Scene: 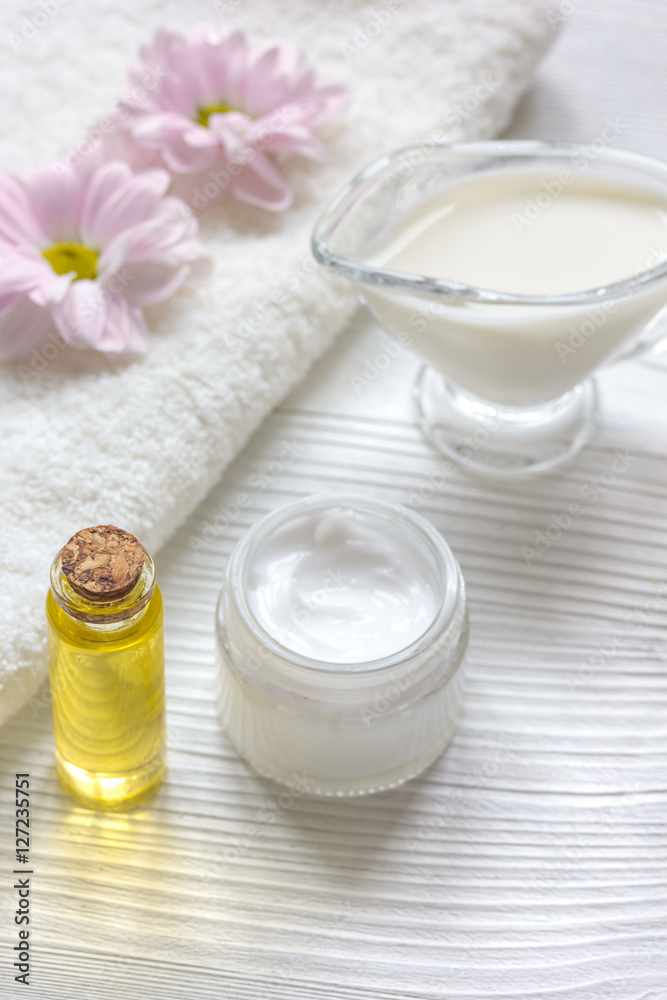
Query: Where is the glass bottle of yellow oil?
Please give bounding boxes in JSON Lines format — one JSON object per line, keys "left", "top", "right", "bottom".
{"left": 46, "top": 525, "right": 166, "bottom": 810}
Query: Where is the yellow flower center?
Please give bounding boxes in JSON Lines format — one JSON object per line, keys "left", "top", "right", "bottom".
{"left": 43, "top": 242, "right": 98, "bottom": 281}
{"left": 195, "top": 102, "right": 236, "bottom": 127}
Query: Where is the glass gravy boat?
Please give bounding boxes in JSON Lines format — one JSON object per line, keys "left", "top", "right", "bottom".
{"left": 312, "top": 141, "right": 667, "bottom": 475}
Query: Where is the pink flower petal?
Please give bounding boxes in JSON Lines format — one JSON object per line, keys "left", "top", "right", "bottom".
{"left": 0, "top": 174, "right": 47, "bottom": 247}
{"left": 28, "top": 271, "right": 73, "bottom": 307}
{"left": 248, "top": 120, "right": 325, "bottom": 161}
{"left": 0, "top": 247, "right": 55, "bottom": 296}
{"left": 130, "top": 113, "right": 194, "bottom": 146}
{"left": 207, "top": 112, "right": 252, "bottom": 161}
{"left": 133, "top": 26, "right": 188, "bottom": 113}
{"left": 0, "top": 292, "right": 29, "bottom": 329}
{"left": 51, "top": 279, "right": 107, "bottom": 347}
{"left": 95, "top": 124, "right": 163, "bottom": 174}
{"left": 191, "top": 31, "right": 236, "bottom": 101}
{"left": 96, "top": 219, "right": 160, "bottom": 278}
{"left": 138, "top": 24, "right": 184, "bottom": 66}
{"left": 21, "top": 164, "right": 86, "bottom": 244}
{"left": 213, "top": 30, "right": 249, "bottom": 109}
{"left": 241, "top": 44, "right": 286, "bottom": 114}
{"left": 119, "top": 261, "right": 191, "bottom": 307}
{"left": 80, "top": 163, "right": 171, "bottom": 246}
{"left": 152, "top": 74, "right": 196, "bottom": 116}
{"left": 131, "top": 114, "right": 218, "bottom": 173}
{"left": 54, "top": 282, "right": 149, "bottom": 353}
{"left": 78, "top": 161, "right": 135, "bottom": 239}
{"left": 96, "top": 200, "right": 209, "bottom": 309}
{"left": 101, "top": 221, "right": 195, "bottom": 276}
{"left": 97, "top": 190, "right": 199, "bottom": 275}
{"left": 96, "top": 294, "right": 150, "bottom": 353}
{"left": 230, "top": 151, "right": 293, "bottom": 212}
{"left": 0, "top": 296, "right": 55, "bottom": 363}
{"left": 307, "top": 83, "right": 352, "bottom": 127}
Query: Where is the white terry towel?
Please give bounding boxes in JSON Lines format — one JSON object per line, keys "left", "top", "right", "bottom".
{"left": 0, "top": 0, "right": 557, "bottom": 725}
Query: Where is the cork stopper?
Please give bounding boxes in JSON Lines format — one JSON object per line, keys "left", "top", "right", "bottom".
{"left": 61, "top": 525, "right": 145, "bottom": 600}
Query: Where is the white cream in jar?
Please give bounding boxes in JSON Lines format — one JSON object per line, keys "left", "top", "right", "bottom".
{"left": 245, "top": 505, "right": 440, "bottom": 663}
{"left": 216, "top": 494, "right": 468, "bottom": 796}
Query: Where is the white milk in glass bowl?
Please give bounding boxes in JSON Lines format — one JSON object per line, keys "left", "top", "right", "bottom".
{"left": 312, "top": 142, "right": 667, "bottom": 475}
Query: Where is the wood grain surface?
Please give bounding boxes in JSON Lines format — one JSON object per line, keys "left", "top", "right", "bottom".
{"left": 2, "top": 2, "right": 667, "bottom": 997}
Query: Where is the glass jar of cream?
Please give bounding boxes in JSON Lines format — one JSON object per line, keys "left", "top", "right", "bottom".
{"left": 215, "top": 493, "right": 468, "bottom": 796}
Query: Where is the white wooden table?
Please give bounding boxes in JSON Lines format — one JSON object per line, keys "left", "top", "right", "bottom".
{"left": 2, "top": 2, "right": 667, "bottom": 997}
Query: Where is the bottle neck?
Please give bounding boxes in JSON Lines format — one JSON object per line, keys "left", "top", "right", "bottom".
{"left": 49, "top": 549, "right": 156, "bottom": 632}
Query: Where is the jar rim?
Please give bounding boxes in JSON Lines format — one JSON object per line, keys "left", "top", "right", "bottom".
{"left": 223, "top": 492, "right": 465, "bottom": 681}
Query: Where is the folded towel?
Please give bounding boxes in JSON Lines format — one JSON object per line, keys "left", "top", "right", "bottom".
{"left": 0, "top": 0, "right": 556, "bottom": 726}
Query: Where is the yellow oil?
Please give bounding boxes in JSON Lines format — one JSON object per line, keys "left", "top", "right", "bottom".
{"left": 46, "top": 586, "right": 166, "bottom": 810}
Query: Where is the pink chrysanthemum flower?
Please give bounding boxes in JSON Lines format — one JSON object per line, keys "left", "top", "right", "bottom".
{"left": 116, "top": 25, "right": 350, "bottom": 211}
{"left": 0, "top": 159, "right": 209, "bottom": 361}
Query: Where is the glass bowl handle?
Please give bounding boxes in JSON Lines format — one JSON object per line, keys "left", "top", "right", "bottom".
{"left": 617, "top": 304, "right": 667, "bottom": 363}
